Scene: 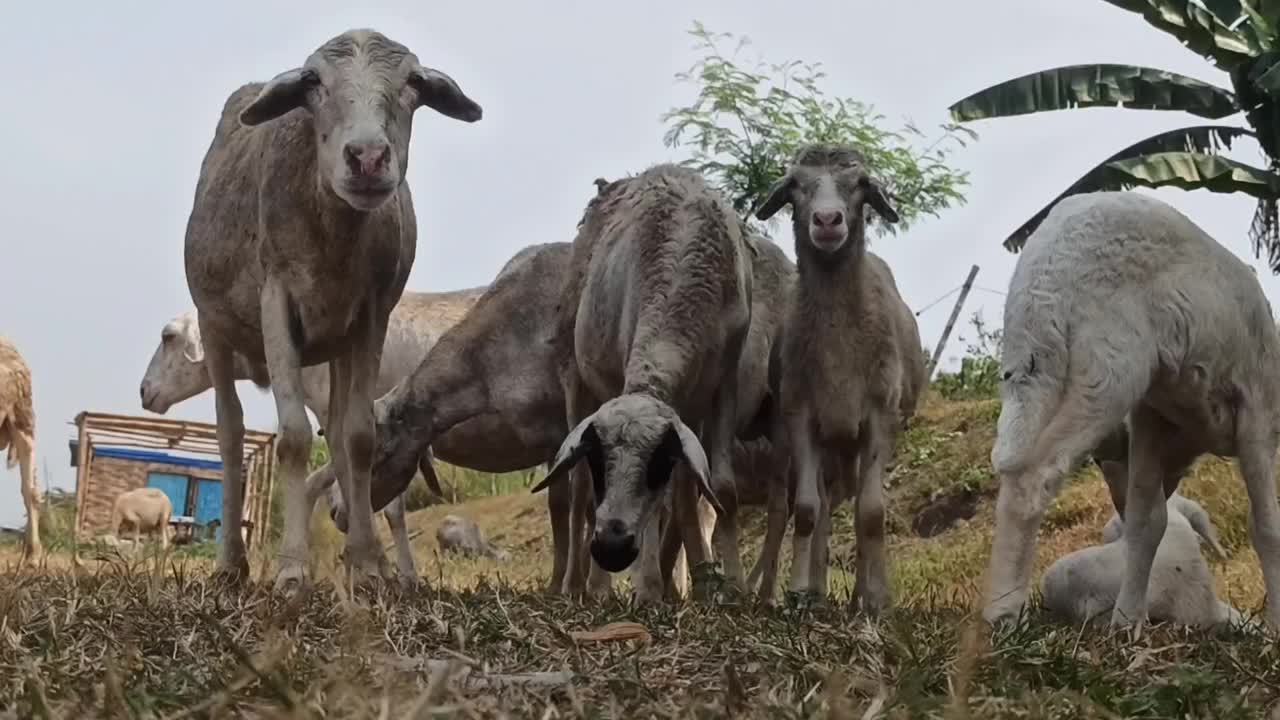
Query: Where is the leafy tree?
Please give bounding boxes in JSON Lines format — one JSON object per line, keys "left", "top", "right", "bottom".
{"left": 949, "top": 1, "right": 1280, "bottom": 270}
{"left": 663, "top": 22, "right": 973, "bottom": 233}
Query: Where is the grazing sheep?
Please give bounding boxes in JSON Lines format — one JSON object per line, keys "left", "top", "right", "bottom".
{"left": 985, "top": 191, "right": 1280, "bottom": 630}
{"left": 1042, "top": 457, "right": 1241, "bottom": 628}
{"left": 436, "top": 514, "right": 510, "bottom": 561}
{"left": 753, "top": 144, "right": 925, "bottom": 612}
{"left": 183, "top": 28, "right": 481, "bottom": 588}
{"left": 0, "top": 337, "right": 39, "bottom": 564}
{"left": 107, "top": 487, "right": 173, "bottom": 551}
{"left": 138, "top": 288, "right": 483, "bottom": 585}
{"left": 531, "top": 164, "right": 754, "bottom": 604}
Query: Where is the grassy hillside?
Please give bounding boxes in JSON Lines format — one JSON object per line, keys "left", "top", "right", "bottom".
{"left": 1, "top": 391, "right": 1275, "bottom": 717}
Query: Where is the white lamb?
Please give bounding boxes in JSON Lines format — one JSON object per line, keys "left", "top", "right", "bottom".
{"left": 984, "top": 191, "right": 1280, "bottom": 631}
{"left": 1042, "top": 457, "right": 1241, "bottom": 627}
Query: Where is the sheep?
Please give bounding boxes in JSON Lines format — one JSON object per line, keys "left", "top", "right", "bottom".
{"left": 183, "top": 28, "right": 481, "bottom": 588}
{"left": 0, "top": 337, "right": 39, "bottom": 564}
{"left": 984, "top": 190, "right": 1280, "bottom": 630}
{"left": 1042, "top": 456, "right": 1241, "bottom": 628}
{"left": 752, "top": 144, "right": 925, "bottom": 613}
{"left": 138, "top": 288, "right": 483, "bottom": 586}
{"left": 530, "top": 164, "right": 755, "bottom": 604}
{"left": 436, "top": 514, "right": 510, "bottom": 561}
{"left": 107, "top": 487, "right": 173, "bottom": 551}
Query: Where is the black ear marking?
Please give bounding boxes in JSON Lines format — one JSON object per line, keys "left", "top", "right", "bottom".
{"left": 584, "top": 425, "right": 607, "bottom": 502}
{"left": 645, "top": 426, "right": 683, "bottom": 492}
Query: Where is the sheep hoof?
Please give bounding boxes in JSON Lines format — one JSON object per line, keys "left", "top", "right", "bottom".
{"left": 397, "top": 573, "right": 424, "bottom": 592}
{"left": 689, "top": 561, "right": 725, "bottom": 603}
{"left": 19, "top": 545, "right": 44, "bottom": 568}
{"left": 855, "top": 584, "right": 891, "bottom": 617}
{"left": 783, "top": 589, "right": 823, "bottom": 610}
{"left": 273, "top": 560, "right": 308, "bottom": 595}
{"left": 213, "top": 556, "right": 251, "bottom": 586}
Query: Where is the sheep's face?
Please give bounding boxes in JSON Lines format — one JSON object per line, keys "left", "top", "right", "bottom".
{"left": 140, "top": 313, "right": 209, "bottom": 415}
{"left": 365, "top": 390, "right": 429, "bottom": 514}
{"left": 532, "top": 394, "right": 722, "bottom": 573}
{"left": 238, "top": 29, "right": 482, "bottom": 213}
{"left": 754, "top": 145, "right": 899, "bottom": 256}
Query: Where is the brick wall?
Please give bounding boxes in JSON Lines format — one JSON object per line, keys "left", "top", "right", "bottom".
{"left": 79, "top": 456, "right": 224, "bottom": 536}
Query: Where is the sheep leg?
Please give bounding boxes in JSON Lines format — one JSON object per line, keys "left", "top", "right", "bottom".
{"left": 754, "top": 467, "right": 790, "bottom": 603}
{"left": 546, "top": 461, "right": 572, "bottom": 595}
{"left": 202, "top": 326, "right": 251, "bottom": 583}
{"left": 672, "top": 464, "right": 715, "bottom": 600}
{"left": 260, "top": 281, "right": 317, "bottom": 591}
{"left": 709, "top": 346, "right": 746, "bottom": 591}
{"left": 1113, "top": 404, "right": 1197, "bottom": 627}
{"left": 659, "top": 494, "right": 687, "bottom": 599}
{"left": 14, "top": 431, "right": 41, "bottom": 566}
{"left": 853, "top": 416, "right": 891, "bottom": 615}
{"left": 787, "top": 412, "right": 821, "bottom": 594}
{"left": 1236, "top": 406, "right": 1280, "bottom": 628}
{"left": 562, "top": 466, "right": 592, "bottom": 596}
{"left": 984, "top": 391, "right": 1131, "bottom": 624}
{"left": 338, "top": 303, "right": 393, "bottom": 585}
{"left": 383, "top": 495, "right": 419, "bottom": 588}
{"left": 631, "top": 501, "right": 666, "bottom": 604}
{"left": 809, "top": 465, "right": 834, "bottom": 598}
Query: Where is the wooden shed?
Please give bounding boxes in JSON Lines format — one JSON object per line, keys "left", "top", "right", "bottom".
{"left": 71, "top": 412, "right": 276, "bottom": 548}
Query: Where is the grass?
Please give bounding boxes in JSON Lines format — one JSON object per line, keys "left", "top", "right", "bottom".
{"left": 2, "top": 393, "right": 1277, "bottom": 718}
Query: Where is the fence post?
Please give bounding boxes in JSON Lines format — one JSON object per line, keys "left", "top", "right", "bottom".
{"left": 926, "top": 264, "right": 980, "bottom": 380}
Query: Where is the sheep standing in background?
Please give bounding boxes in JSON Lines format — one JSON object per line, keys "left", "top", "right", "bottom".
{"left": 753, "top": 144, "right": 925, "bottom": 612}
{"left": 0, "top": 337, "right": 39, "bottom": 565}
{"left": 436, "top": 514, "right": 510, "bottom": 561}
{"left": 532, "top": 165, "right": 754, "bottom": 604}
{"left": 985, "top": 191, "right": 1280, "bottom": 630}
{"left": 183, "top": 28, "right": 481, "bottom": 588}
{"left": 107, "top": 487, "right": 173, "bottom": 551}
{"left": 138, "top": 288, "right": 483, "bottom": 586}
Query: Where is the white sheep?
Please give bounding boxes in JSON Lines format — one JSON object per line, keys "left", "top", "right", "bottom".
{"left": 182, "top": 29, "right": 481, "bottom": 588}
{"left": 107, "top": 487, "right": 173, "bottom": 551}
{"left": 0, "top": 337, "right": 40, "bottom": 564}
{"left": 138, "top": 288, "right": 483, "bottom": 586}
{"left": 985, "top": 191, "right": 1280, "bottom": 630}
{"left": 752, "top": 145, "right": 926, "bottom": 612}
{"left": 1045, "top": 488, "right": 1241, "bottom": 630}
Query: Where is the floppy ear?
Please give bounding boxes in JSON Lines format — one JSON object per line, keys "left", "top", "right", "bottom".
{"left": 531, "top": 418, "right": 599, "bottom": 494}
{"left": 670, "top": 420, "right": 724, "bottom": 515}
{"left": 754, "top": 174, "right": 795, "bottom": 221}
{"left": 240, "top": 68, "right": 319, "bottom": 126}
{"left": 862, "top": 177, "right": 900, "bottom": 224}
{"left": 1174, "top": 496, "right": 1229, "bottom": 560}
{"left": 410, "top": 65, "right": 483, "bottom": 122}
{"left": 182, "top": 323, "right": 205, "bottom": 364}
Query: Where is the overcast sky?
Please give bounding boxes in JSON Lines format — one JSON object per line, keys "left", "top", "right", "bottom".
{"left": 2, "top": 1, "right": 1274, "bottom": 527}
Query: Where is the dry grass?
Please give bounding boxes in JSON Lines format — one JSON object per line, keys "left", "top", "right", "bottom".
{"left": 3, "top": 393, "right": 1278, "bottom": 718}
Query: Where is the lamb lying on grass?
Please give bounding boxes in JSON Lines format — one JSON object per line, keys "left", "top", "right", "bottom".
{"left": 1042, "top": 459, "right": 1242, "bottom": 628}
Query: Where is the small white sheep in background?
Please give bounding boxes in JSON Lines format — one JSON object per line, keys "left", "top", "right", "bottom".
{"left": 984, "top": 191, "right": 1280, "bottom": 630}
{"left": 107, "top": 487, "right": 174, "bottom": 551}
{"left": 436, "top": 515, "right": 510, "bottom": 561}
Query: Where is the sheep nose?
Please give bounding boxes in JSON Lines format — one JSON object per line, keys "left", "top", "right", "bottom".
{"left": 813, "top": 210, "right": 844, "bottom": 228}
{"left": 343, "top": 142, "right": 391, "bottom": 178}
{"left": 590, "top": 519, "right": 638, "bottom": 572}
{"left": 140, "top": 382, "right": 152, "bottom": 405}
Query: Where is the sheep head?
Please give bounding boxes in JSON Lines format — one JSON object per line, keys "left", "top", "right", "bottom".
{"left": 239, "top": 28, "right": 482, "bottom": 212}
{"left": 755, "top": 144, "right": 898, "bottom": 257}
{"left": 531, "top": 393, "right": 723, "bottom": 573}
{"left": 140, "top": 312, "right": 208, "bottom": 414}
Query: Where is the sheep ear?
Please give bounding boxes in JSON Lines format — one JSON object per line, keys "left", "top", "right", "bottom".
{"left": 754, "top": 175, "right": 795, "bottom": 221}
{"left": 1099, "top": 460, "right": 1127, "bottom": 519}
{"left": 863, "top": 178, "right": 900, "bottom": 224}
{"left": 410, "top": 65, "right": 483, "bottom": 122}
{"left": 182, "top": 326, "right": 205, "bottom": 364}
{"left": 531, "top": 418, "right": 598, "bottom": 494}
{"left": 240, "top": 68, "right": 318, "bottom": 126}
{"left": 670, "top": 420, "right": 724, "bottom": 515}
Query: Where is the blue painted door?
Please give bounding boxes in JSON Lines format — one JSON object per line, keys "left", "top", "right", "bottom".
{"left": 194, "top": 479, "right": 223, "bottom": 542}
{"left": 146, "top": 473, "right": 189, "bottom": 517}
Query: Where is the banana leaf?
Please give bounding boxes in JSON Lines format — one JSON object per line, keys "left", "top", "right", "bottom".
{"left": 1100, "top": 0, "right": 1260, "bottom": 67}
{"left": 1001, "top": 127, "right": 1260, "bottom": 251}
{"left": 949, "top": 65, "right": 1237, "bottom": 122}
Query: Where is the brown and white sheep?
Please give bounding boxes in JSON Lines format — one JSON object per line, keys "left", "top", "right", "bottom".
{"left": 0, "top": 337, "right": 39, "bottom": 565}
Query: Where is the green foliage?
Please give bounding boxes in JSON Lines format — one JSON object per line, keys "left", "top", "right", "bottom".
{"left": 663, "top": 22, "right": 972, "bottom": 228}
{"left": 949, "top": 4, "right": 1280, "bottom": 270}
{"left": 933, "top": 312, "right": 1004, "bottom": 401}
